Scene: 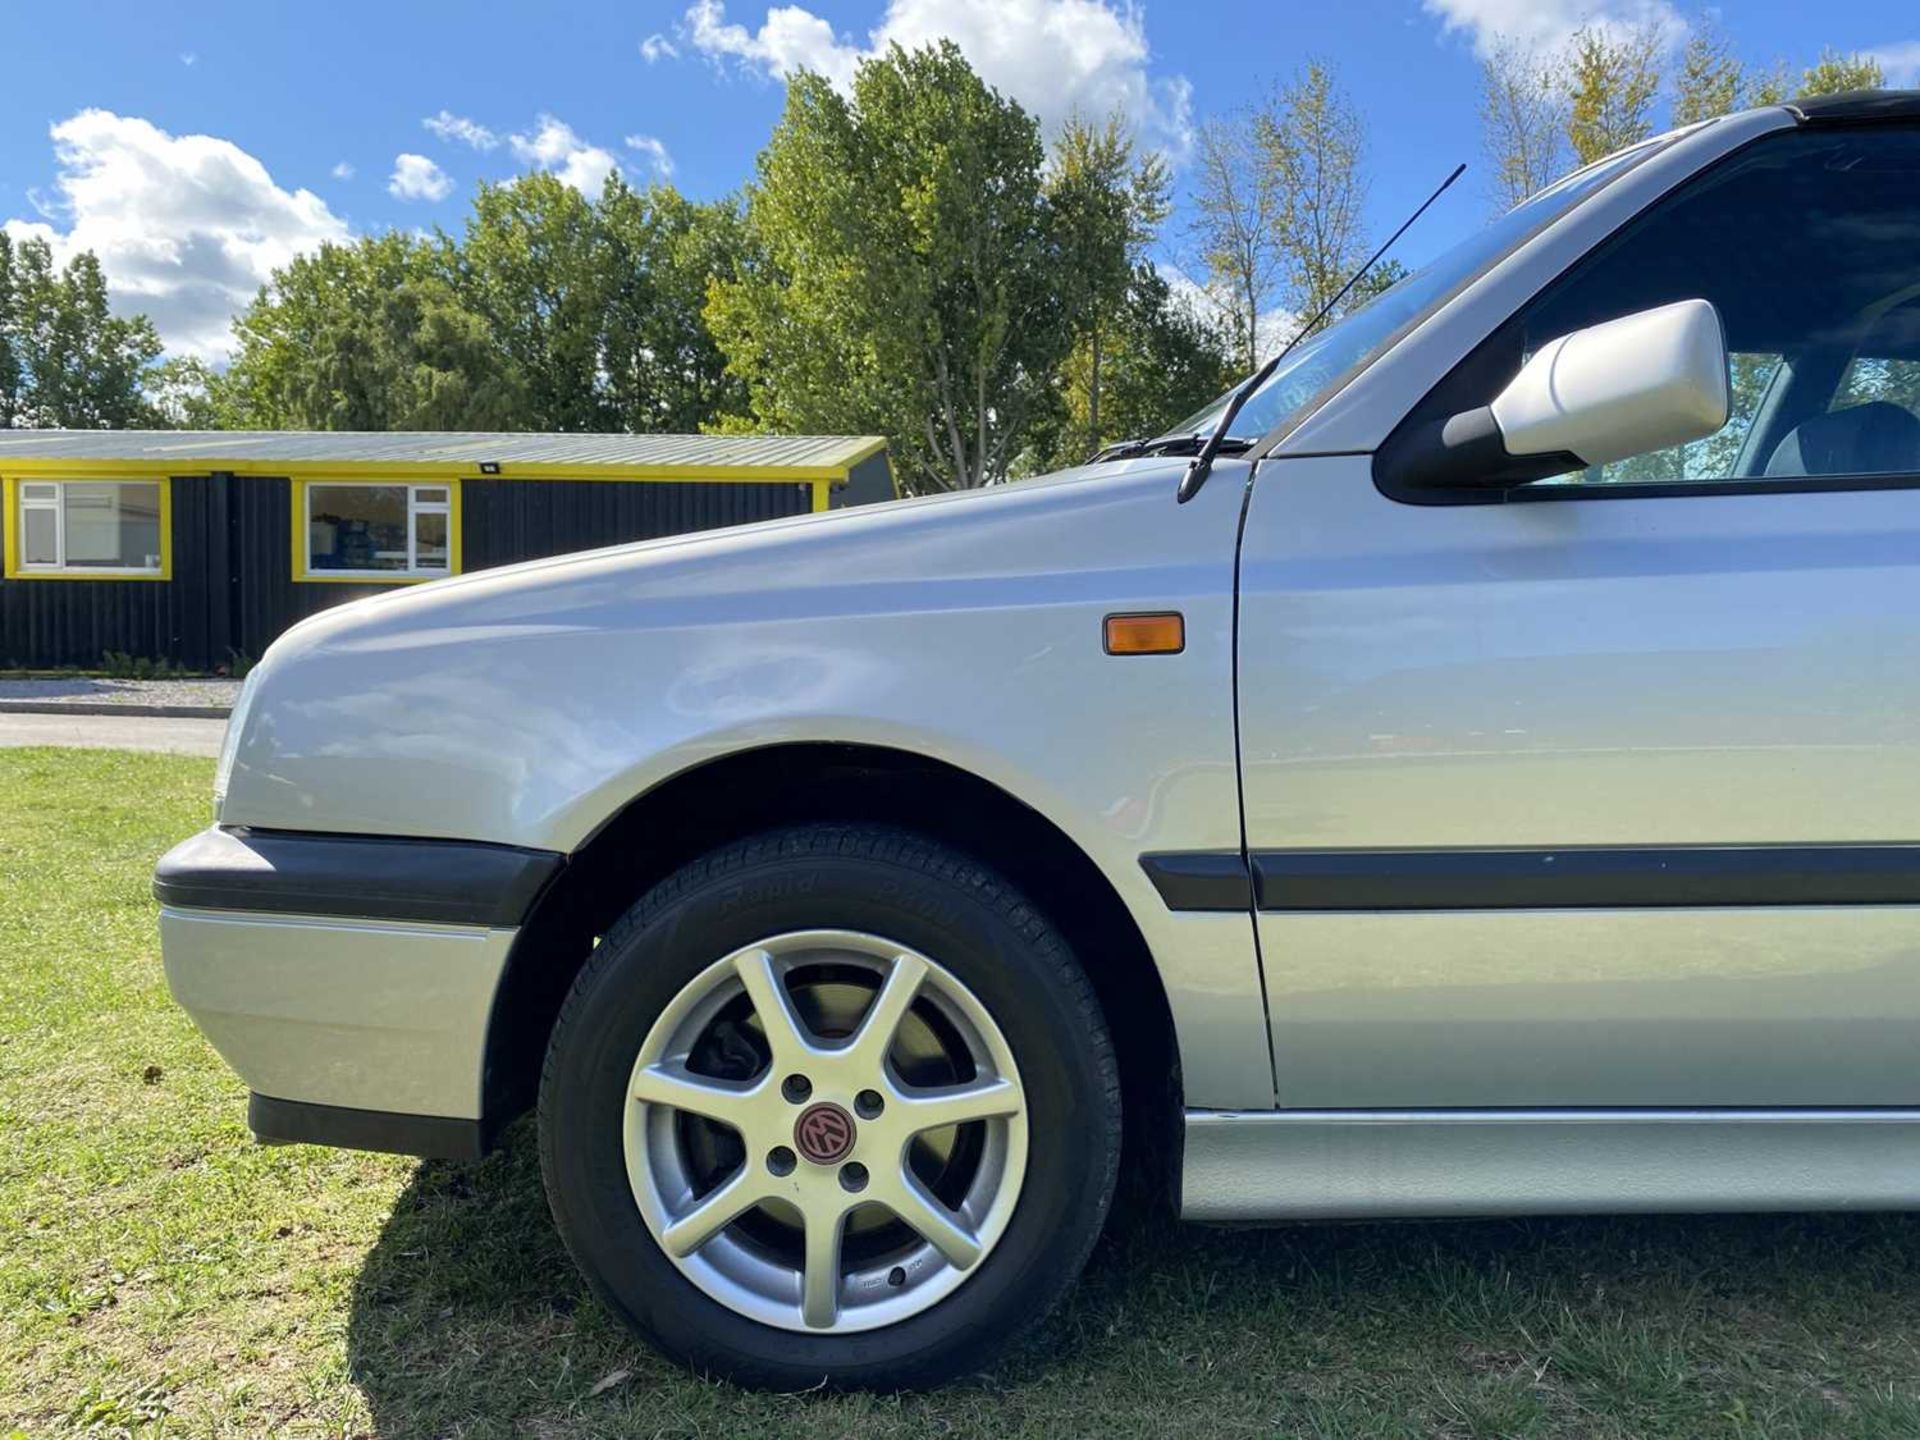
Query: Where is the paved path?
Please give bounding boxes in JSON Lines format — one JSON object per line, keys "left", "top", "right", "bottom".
{"left": 0, "top": 711, "right": 226, "bottom": 757}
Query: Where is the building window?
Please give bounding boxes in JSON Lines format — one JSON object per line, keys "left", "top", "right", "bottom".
{"left": 297, "top": 481, "right": 458, "bottom": 582}
{"left": 8, "top": 478, "right": 169, "bottom": 579}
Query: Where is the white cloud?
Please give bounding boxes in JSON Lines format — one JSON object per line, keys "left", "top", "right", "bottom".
{"left": 624, "top": 134, "right": 675, "bottom": 178}
{"left": 509, "top": 115, "right": 621, "bottom": 194}
{"left": 1421, "top": 0, "right": 1685, "bottom": 58}
{"left": 423, "top": 109, "right": 499, "bottom": 151}
{"left": 2, "top": 109, "right": 348, "bottom": 359}
{"left": 330, "top": 160, "right": 355, "bottom": 180}
{"left": 641, "top": 32, "right": 680, "bottom": 62}
{"left": 388, "top": 152, "right": 453, "bottom": 202}
{"left": 681, "top": 0, "right": 1193, "bottom": 156}
{"left": 180, "top": 51, "right": 197, "bottom": 67}
{"left": 1865, "top": 40, "right": 1920, "bottom": 86}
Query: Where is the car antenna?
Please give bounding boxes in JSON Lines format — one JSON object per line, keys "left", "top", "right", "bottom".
{"left": 1177, "top": 161, "right": 1468, "bottom": 504}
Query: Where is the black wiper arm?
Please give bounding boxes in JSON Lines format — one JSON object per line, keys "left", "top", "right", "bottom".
{"left": 1148, "top": 433, "right": 1254, "bottom": 459}
{"left": 1091, "top": 433, "right": 1254, "bottom": 464}
{"left": 1177, "top": 160, "right": 1466, "bottom": 505}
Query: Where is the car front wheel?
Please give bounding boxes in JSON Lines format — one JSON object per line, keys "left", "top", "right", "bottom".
{"left": 537, "top": 824, "right": 1121, "bottom": 1389}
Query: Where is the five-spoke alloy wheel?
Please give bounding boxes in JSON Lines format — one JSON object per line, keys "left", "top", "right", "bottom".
{"left": 539, "top": 825, "right": 1121, "bottom": 1389}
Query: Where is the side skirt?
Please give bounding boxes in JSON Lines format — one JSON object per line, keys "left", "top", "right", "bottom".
{"left": 1181, "top": 1108, "right": 1920, "bottom": 1221}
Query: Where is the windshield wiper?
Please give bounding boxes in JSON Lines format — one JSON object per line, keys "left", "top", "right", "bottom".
{"left": 1092, "top": 433, "right": 1256, "bottom": 464}
{"left": 1177, "top": 160, "right": 1466, "bottom": 505}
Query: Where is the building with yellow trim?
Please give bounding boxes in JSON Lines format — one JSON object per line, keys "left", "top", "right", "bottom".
{"left": 0, "top": 430, "right": 892, "bottom": 669}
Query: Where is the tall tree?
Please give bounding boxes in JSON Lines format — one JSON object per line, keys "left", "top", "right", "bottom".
{"left": 1799, "top": 49, "right": 1885, "bottom": 97}
{"left": 1187, "top": 108, "right": 1288, "bottom": 371}
{"left": 1744, "top": 62, "right": 1794, "bottom": 108}
{"left": 708, "top": 42, "right": 1068, "bottom": 493}
{"left": 1565, "top": 24, "right": 1664, "bottom": 166}
{"left": 1265, "top": 60, "right": 1370, "bottom": 332}
{"left": 1025, "top": 263, "right": 1235, "bottom": 472}
{"left": 1673, "top": 27, "right": 1744, "bottom": 126}
{"left": 1480, "top": 37, "right": 1569, "bottom": 211}
{"left": 599, "top": 183, "right": 750, "bottom": 432}
{"left": 1047, "top": 113, "right": 1168, "bottom": 456}
{"left": 1, "top": 235, "right": 162, "bottom": 428}
{"left": 0, "top": 234, "right": 22, "bottom": 427}
{"left": 458, "top": 173, "right": 611, "bottom": 432}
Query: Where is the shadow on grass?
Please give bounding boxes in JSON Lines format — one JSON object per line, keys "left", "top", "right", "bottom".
{"left": 345, "top": 1118, "right": 1920, "bottom": 1439}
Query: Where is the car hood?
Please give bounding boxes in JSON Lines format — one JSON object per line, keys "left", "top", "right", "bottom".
{"left": 259, "top": 455, "right": 1197, "bottom": 657}
{"left": 221, "top": 452, "right": 1248, "bottom": 849}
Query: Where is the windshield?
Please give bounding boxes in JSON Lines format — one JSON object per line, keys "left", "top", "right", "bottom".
{"left": 1163, "top": 138, "right": 1674, "bottom": 445}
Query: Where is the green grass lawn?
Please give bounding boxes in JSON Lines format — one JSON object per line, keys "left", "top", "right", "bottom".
{"left": 7, "top": 747, "right": 1920, "bottom": 1437}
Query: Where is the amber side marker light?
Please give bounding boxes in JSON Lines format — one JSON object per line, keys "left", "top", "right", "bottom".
{"left": 1104, "top": 612, "right": 1185, "bottom": 656}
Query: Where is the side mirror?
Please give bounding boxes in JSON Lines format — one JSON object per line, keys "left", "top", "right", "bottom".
{"left": 1385, "top": 299, "right": 1731, "bottom": 491}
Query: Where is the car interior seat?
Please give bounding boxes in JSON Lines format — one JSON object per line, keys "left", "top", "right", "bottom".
{"left": 1765, "top": 401, "right": 1920, "bottom": 478}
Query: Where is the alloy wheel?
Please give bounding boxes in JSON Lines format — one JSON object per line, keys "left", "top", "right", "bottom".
{"left": 622, "top": 930, "right": 1029, "bottom": 1333}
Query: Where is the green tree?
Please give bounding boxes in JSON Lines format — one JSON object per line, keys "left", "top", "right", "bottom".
{"left": 1187, "top": 108, "right": 1288, "bottom": 372}
{"left": 708, "top": 42, "right": 1068, "bottom": 493}
{"left": 1025, "top": 263, "right": 1235, "bottom": 471}
{"left": 1479, "top": 37, "right": 1568, "bottom": 211}
{"left": 1046, "top": 113, "right": 1169, "bottom": 457}
{"left": 1265, "top": 60, "right": 1370, "bottom": 331}
{"left": 0, "top": 234, "right": 22, "bottom": 427}
{"left": 457, "top": 173, "right": 611, "bottom": 431}
{"left": 1744, "top": 61, "right": 1794, "bottom": 107}
{"left": 223, "top": 232, "right": 521, "bottom": 430}
{"left": 599, "top": 182, "right": 750, "bottom": 432}
{"left": 142, "top": 356, "right": 229, "bottom": 429}
{"left": 1673, "top": 27, "right": 1744, "bottom": 126}
{"left": 1565, "top": 24, "right": 1664, "bottom": 166}
{"left": 1, "top": 235, "right": 162, "bottom": 428}
{"left": 1799, "top": 49, "right": 1885, "bottom": 96}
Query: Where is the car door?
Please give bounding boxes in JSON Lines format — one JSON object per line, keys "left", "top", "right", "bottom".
{"left": 1237, "top": 117, "right": 1920, "bottom": 1109}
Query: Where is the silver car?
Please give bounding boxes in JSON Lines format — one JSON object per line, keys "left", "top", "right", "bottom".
{"left": 157, "top": 93, "right": 1920, "bottom": 1388}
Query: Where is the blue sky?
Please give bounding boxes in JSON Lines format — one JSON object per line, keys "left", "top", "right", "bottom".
{"left": 2, "top": 0, "right": 1915, "bottom": 360}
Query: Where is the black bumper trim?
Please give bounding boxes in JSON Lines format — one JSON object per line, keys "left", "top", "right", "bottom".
{"left": 248, "top": 1092, "right": 490, "bottom": 1160}
{"left": 154, "top": 825, "right": 564, "bottom": 928}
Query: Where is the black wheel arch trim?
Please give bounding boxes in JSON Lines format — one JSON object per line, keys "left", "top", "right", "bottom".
{"left": 153, "top": 824, "right": 565, "bottom": 927}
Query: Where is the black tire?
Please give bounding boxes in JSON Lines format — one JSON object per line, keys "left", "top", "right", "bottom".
{"left": 537, "top": 823, "right": 1122, "bottom": 1390}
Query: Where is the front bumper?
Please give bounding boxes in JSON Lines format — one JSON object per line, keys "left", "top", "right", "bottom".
{"left": 155, "top": 826, "right": 563, "bottom": 1157}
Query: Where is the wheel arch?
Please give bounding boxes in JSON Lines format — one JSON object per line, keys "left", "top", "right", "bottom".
{"left": 482, "top": 740, "right": 1181, "bottom": 1201}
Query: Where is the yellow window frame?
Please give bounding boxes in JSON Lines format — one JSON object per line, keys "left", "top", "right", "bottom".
{"left": 292, "top": 477, "right": 463, "bottom": 584}
{"left": 2, "top": 475, "right": 173, "bottom": 581}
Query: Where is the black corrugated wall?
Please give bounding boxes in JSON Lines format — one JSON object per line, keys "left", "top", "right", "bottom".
{"left": 2, "top": 475, "right": 217, "bottom": 669}
{"left": 461, "top": 478, "right": 812, "bottom": 569}
{"left": 2, "top": 472, "right": 816, "bottom": 669}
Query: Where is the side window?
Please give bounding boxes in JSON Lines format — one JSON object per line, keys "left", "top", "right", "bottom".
{"left": 1430, "top": 124, "right": 1920, "bottom": 491}
{"left": 7, "top": 478, "right": 168, "bottom": 578}
{"left": 296, "top": 481, "right": 457, "bottom": 582}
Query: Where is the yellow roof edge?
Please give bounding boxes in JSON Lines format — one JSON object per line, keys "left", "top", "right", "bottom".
{"left": 0, "top": 457, "right": 862, "bottom": 483}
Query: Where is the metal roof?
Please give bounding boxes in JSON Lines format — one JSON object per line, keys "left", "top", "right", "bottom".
{"left": 0, "top": 430, "right": 887, "bottom": 476}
